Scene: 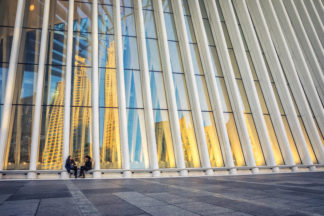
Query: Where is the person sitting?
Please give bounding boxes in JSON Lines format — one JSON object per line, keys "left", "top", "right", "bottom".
{"left": 79, "top": 155, "right": 92, "bottom": 178}
{"left": 65, "top": 155, "right": 78, "bottom": 178}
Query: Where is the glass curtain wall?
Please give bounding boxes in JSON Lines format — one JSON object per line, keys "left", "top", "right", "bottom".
{"left": 69, "top": 1, "right": 93, "bottom": 165}
{"left": 38, "top": 0, "right": 68, "bottom": 170}
{"left": 182, "top": 0, "right": 224, "bottom": 167}
{"left": 0, "top": 0, "right": 18, "bottom": 124}
{"left": 4, "top": 0, "right": 44, "bottom": 170}
{"left": 122, "top": 0, "right": 150, "bottom": 169}
{"left": 98, "top": 0, "right": 121, "bottom": 169}
{"left": 162, "top": 0, "right": 200, "bottom": 168}
{"left": 247, "top": 3, "right": 308, "bottom": 164}
{"left": 216, "top": 0, "right": 266, "bottom": 166}
{"left": 142, "top": 0, "right": 176, "bottom": 168}
{"left": 198, "top": 0, "right": 245, "bottom": 166}
{"left": 230, "top": 1, "right": 285, "bottom": 165}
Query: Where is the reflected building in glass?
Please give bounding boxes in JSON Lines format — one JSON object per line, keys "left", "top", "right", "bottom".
{"left": 0, "top": 0, "right": 323, "bottom": 178}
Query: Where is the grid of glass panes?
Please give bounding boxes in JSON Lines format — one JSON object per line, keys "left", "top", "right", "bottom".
{"left": 182, "top": 0, "right": 224, "bottom": 167}
{"left": 246, "top": 3, "right": 316, "bottom": 164}
{"left": 229, "top": 0, "right": 286, "bottom": 165}
{"left": 162, "top": 0, "right": 201, "bottom": 168}
{"left": 198, "top": 0, "right": 246, "bottom": 166}
{"left": 4, "top": 0, "right": 44, "bottom": 170}
{"left": 98, "top": 0, "right": 121, "bottom": 169}
{"left": 122, "top": 1, "right": 150, "bottom": 169}
{"left": 142, "top": 0, "right": 176, "bottom": 168}
{"left": 215, "top": 0, "right": 267, "bottom": 166}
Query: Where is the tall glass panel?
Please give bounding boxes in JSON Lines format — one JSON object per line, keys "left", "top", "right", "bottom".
{"left": 199, "top": 0, "right": 245, "bottom": 166}
{"left": 163, "top": 0, "right": 201, "bottom": 167}
{"left": 122, "top": 2, "right": 149, "bottom": 169}
{"left": 4, "top": 1, "right": 44, "bottom": 169}
{"left": 69, "top": 1, "right": 93, "bottom": 165}
{"left": 98, "top": 1, "right": 121, "bottom": 169}
{"left": 215, "top": 0, "right": 267, "bottom": 165}
{"left": 143, "top": 2, "right": 176, "bottom": 168}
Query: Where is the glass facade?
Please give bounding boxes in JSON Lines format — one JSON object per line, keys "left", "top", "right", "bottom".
{"left": 0, "top": 0, "right": 323, "bottom": 175}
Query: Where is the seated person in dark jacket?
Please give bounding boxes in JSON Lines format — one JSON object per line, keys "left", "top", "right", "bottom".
{"left": 65, "top": 155, "right": 77, "bottom": 178}
{"left": 79, "top": 155, "right": 92, "bottom": 178}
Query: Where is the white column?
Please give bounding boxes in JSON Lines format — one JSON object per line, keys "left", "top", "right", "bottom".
{"left": 61, "top": 0, "right": 74, "bottom": 179}
{"left": 303, "top": 0, "right": 324, "bottom": 47}
{"left": 171, "top": 0, "right": 212, "bottom": 175}
{"left": 294, "top": 0, "right": 324, "bottom": 70}
{"left": 91, "top": 0, "right": 101, "bottom": 178}
{"left": 313, "top": 0, "right": 324, "bottom": 25}
{"left": 114, "top": 0, "right": 131, "bottom": 177}
{"left": 28, "top": 0, "right": 51, "bottom": 179}
{"left": 153, "top": 0, "right": 187, "bottom": 176}
{"left": 233, "top": 0, "right": 295, "bottom": 166}
{"left": 205, "top": 0, "right": 257, "bottom": 170}
{"left": 260, "top": 0, "right": 322, "bottom": 164}
{"left": 188, "top": 0, "right": 235, "bottom": 170}
{"left": 246, "top": 0, "right": 313, "bottom": 165}
{"left": 133, "top": 0, "right": 160, "bottom": 177}
{"left": 272, "top": 0, "right": 324, "bottom": 163}
{"left": 282, "top": 0, "right": 324, "bottom": 106}
{"left": 0, "top": 0, "right": 25, "bottom": 171}
{"left": 220, "top": 0, "right": 276, "bottom": 167}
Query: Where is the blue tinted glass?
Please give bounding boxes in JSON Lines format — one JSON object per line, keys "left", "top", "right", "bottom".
{"left": 43, "top": 65, "right": 65, "bottom": 106}
{"left": 0, "top": 27, "right": 13, "bottom": 63}
{"left": 98, "top": 4, "right": 114, "bottom": 34}
{"left": 127, "top": 108, "right": 150, "bottom": 169}
{"left": 99, "top": 34, "right": 115, "bottom": 68}
{"left": 184, "top": 16, "right": 196, "bottom": 43}
{"left": 150, "top": 72, "right": 167, "bottom": 109}
{"left": 121, "top": 0, "right": 133, "bottom": 7}
{"left": 143, "top": 10, "right": 157, "bottom": 38}
{"left": 73, "top": 32, "right": 92, "bottom": 66}
{"left": 121, "top": 7, "right": 136, "bottom": 36}
{"left": 163, "top": 13, "right": 178, "bottom": 41}
{"left": 190, "top": 44, "right": 203, "bottom": 75}
{"left": 168, "top": 41, "right": 183, "bottom": 73}
{"left": 173, "top": 73, "right": 190, "bottom": 110}
{"left": 47, "top": 30, "right": 67, "bottom": 65}
{"left": 0, "top": 64, "right": 8, "bottom": 104}
{"left": 195, "top": 75, "right": 211, "bottom": 111}
{"left": 124, "top": 70, "right": 143, "bottom": 108}
{"left": 123, "top": 36, "right": 139, "bottom": 69}
{"left": 73, "top": 3, "right": 92, "bottom": 32}
{"left": 14, "top": 64, "right": 38, "bottom": 105}
{"left": 18, "top": 29, "right": 42, "bottom": 64}
{"left": 146, "top": 39, "right": 162, "bottom": 71}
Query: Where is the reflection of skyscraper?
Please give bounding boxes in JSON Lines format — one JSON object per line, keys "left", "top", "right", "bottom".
{"left": 101, "top": 41, "right": 121, "bottom": 168}
{"left": 155, "top": 118, "right": 175, "bottom": 168}
{"left": 70, "top": 55, "right": 92, "bottom": 163}
{"left": 179, "top": 114, "right": 200, "bottom": 168}
{"left": 40, "top": 81, "right": 65, "bottom": 170}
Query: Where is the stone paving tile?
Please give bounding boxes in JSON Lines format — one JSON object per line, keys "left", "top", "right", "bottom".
{"left": 114, "top": 192, "right": 166, "bottom": 207}
{"left": 95, "top": 202, "right": 147, "bottom": 216}
{"left": 145, "top": 192, "right": 194, "bottom": 204}
{"left": 8, "top": 191, "right": 72, "bottom": 201}
{"left": 174, "top": 201, "right": 234, "bottom": 215}
{"left": 0, "top": 194, "right": 11, "bottom": 204}
{"left": 36, "top": 197, "right": 82, "bottom": 216}
{"left": 139, "top": 204, "right": 200, "bottom": 216}
{"left": 0, "top": 199, "right": 40, "bottom": 216}
{"left": 86, "top": 193, "right": 128, "bottom": 206}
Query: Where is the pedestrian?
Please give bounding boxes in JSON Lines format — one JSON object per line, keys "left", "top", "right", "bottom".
{"left": 65, "top": 155, "right": 78, "bottom": 178}
{"left": 79, "top": 155, "right": 92, "bottom": 178}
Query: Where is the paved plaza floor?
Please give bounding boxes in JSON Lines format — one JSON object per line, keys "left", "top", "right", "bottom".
{"left": 0, "top": 172, "right": 323, "bottom": 216}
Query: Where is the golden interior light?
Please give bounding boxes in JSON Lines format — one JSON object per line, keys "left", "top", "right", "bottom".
{"left": 29, "top": 4, "right": 35, "bottom": 11}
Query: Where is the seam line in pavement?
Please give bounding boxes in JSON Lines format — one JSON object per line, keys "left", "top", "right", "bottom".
{"left": 139, "top": 179, "right": 322, "bottom": 216}
{"left": 65, "top": 181, "right": 102, "bottom": 216}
